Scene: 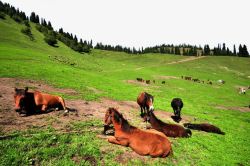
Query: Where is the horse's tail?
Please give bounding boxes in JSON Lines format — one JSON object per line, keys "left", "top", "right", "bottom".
{"left": 58, "top": 96, "right": 67, "bottom": 110}
{"left": 185, "top": 128, "right": 192, "bottom": 137}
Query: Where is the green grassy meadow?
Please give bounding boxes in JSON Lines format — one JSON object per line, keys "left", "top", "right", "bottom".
{"left": 0, "top": 15, "right": 250, "bottom": 165}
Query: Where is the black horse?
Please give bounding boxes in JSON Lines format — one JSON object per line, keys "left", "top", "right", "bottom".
{"left": 171, "top": 98, "right": 183, "bottom": 122}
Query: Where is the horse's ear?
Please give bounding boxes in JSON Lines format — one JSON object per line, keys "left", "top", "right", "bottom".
{"left": 25, "top": 87, "right": 28, "bottom": 92}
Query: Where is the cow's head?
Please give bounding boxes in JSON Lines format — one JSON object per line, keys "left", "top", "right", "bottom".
{"left": 14, "top": 87, "right": 28, "bottom": 112}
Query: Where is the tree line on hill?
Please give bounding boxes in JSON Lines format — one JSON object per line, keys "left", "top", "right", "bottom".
{"left": 0, "top": 1, "right": 92, "bottom": 53}
{"left": 95, "top": 43, "right": 249, "bottom": 57}
{"left": 0, "top": 1, "right": 249, "bottom": 57}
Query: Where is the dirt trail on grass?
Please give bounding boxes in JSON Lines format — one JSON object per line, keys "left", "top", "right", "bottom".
{"left": 135, "top": 56, "right": 206, "bottom": 70}
{"left": 0, "top": 78, "right": 192, "bottom": 133}
{"left": 167, "top": 56, "right": 206, "bottom": 65}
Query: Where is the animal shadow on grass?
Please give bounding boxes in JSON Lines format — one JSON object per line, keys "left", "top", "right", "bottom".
{"left": 171, "top": 115, "right": 182, "bottom": 123}
{"left": 19, "top": 107, "right": 78, "bottom": 117}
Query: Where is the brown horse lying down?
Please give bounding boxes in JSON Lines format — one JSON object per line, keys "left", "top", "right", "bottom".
{"left": 104, "top": 107, "right": 172, "bottom": 157}
{"left": 14, "top": 87, "right": 67, "bottom": 115}
{"left": 137, "top": 92, "right": 154, "bottom": 116}
{"left": 143, "top": 110, "right": 192, "bottom": 138}
{"left": 183, "top": 123, "right": 225, "bottom": 135}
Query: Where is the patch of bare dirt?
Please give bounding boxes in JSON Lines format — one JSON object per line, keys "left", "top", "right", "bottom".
{"left": 216, "top": 105, "right": 250, "bottom": 113}
{"left": 167, "top": 56, "right": 206, "bottom": 65}
{"left": 115, "top": 151, "right": 146, "bottom": 164}
{"left": 125, "top": 80, "right": 149, "bottom": 86}
{"left": 154, "top": 110, "right": 193, "bottom": 125}
{"left": 72, "top": 154, "right": 97, "bottom": 166}
{"left": 1, "top": 78, "right": 79, "bottom": 96}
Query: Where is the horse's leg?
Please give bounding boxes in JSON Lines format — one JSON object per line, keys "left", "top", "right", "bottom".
{"left": 140, "top": 106, "right": 144, "bottom": 116}
{"left": 174, "top": 109, "right": 177, "bottom": 116}
{"left": 108, "top": 136, "right": 129, "bottom": 147}
{"left": 178, "top": 110, "right": 181, "bottom": 119}
{"left": 150, "top": 144, "right": 165, "bottom": 158}
{"left": 41, "top": 105, "right": 47, "bottom": 112}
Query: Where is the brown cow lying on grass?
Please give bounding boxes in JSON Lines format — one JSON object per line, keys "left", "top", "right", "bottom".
{"left": 14, "top": 87, "right": 68, "bottom": 115}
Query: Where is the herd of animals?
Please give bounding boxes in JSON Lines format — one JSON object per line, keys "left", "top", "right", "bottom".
{"left": 13, "top": 88, "right": 228, "bottom": 158}
{"left": 136, "top": 76, "right": 224, "bottom": 85}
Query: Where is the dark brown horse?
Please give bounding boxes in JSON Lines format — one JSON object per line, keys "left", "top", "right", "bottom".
{"left": 14, "top": 87, "right": 67, "bottom": 115}
{"left": 137, "top": 92, "right": 154, "bottom": 116}
{"left": 143, "top": 110, "right": 192, "bottom": 138}
{"left": 104, "top": 107, "right": 172, "bottom": 157}
{"left": 171, "top": 98, "right": 183, "bottom": 122}
{"left": 183, "top": 123, "right": 225, "bottom": 135}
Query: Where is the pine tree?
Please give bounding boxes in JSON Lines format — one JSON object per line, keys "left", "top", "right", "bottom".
{"left": 47, "top": 21, "right": 53, "bottom": 30}
{"left": 59, "top": 28, "right": 63, "bottom": 34}
{"left": 242, "top": 45, "right": 249, "bottom": 57}
{"left": 30, "top": 12, "right": 36, "bottom": 22}
{"left": 233, "top": 45, "right": 236, "bottom": 55}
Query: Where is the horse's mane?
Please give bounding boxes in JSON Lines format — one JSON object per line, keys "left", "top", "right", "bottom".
{"left": 112, "top": 109, "right": 136, "bottom": 133}
{"left": 149, "top": 111, "right": 167, "bottom": 126}
{"left": 144, "top": 92, "right": 154, "bottom": 102}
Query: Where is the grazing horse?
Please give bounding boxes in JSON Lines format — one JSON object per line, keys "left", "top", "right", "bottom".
{"left": 14, "top": 87, "right": 67, "bottom": 115}
{"left": 183, "top": 123, "right": 225, "bottom": 135}
{"left": 171, "top": 98, "right": 183, "bottom": 122}
{"left": 104, "top": 108, "right": 172, "bottom": 157}
{"left": 143, "top": 110, "right": 192, "bottom": 138}
{"left": 137, "top": 92, "right": 154, "bottom": 116}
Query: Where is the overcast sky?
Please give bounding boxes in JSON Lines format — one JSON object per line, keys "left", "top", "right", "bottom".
{"left": 2, "top": 0, "right": 250, "bottom": 49}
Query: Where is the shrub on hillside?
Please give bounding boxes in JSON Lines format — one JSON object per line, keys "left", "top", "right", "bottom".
{"left": 44, "top": 31, "right": 57, "bottom": 46}
{"left": 36, "top": 24, "right": 48, "bottom": 34}
{"left": 23, "top": 20, "right": 30, "bottom": 27}
{"left": 11, "top": 14, "right": 22, "bottom": 23}
{"left": 21, "top": 26, "right": 34, "bottom": 41}
{"left": 0, "top": 12, "right": 5, "bottom": 19}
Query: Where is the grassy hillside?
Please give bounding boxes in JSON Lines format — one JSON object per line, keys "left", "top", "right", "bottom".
{"left": 0, "top": 15, "right": 250, "bottom": 165}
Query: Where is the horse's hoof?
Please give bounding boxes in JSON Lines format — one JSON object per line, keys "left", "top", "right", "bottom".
{"left": 55, "top": 108, "right": 59, "bottom": 111}
{"left": 64, "top": 110, "right": 69, "bottom": 113}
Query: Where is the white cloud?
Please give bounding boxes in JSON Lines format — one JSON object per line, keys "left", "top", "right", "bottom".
{"left": 2, "top": 0, "right": 250, "bottom": 49}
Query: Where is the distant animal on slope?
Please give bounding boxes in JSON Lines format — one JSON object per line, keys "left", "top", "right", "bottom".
{"left": 143, "top": 110, "right": 192, "bottom": 138}
{"left": 218, "top": 80, "right": 225, "bottom": 84}
{"left": 136, "top": 78, "right": 143, "bottom": 82}
{"left": 14, "top": 87, "right": 67, "bottom": 115}
{"left": 239, "top": 87, "right": 246, "bottom": 94}
{"left": 104, "top": 107, "right": 172, "bottom": 157}
{"left": 171, "top": 98, "right": 183, "bottom": 122}
{"left": 146, "top": 80, "right": 150, "bottom": 84}
{"left": 183, "top": 123, "right": 225, "bottom": 135}
{"left": 184, "top": 76, "right": 192, "bottom": 80}
{"left": 137, "top": 92, "right": 154, "bottom": 116}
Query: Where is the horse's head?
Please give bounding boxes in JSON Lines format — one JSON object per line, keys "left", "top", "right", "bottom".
{"left": 104, "top": 107, "right": 121, "bottom": 125}
{"left": 14, "top": 87, "right": 28, "bottom": 112}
